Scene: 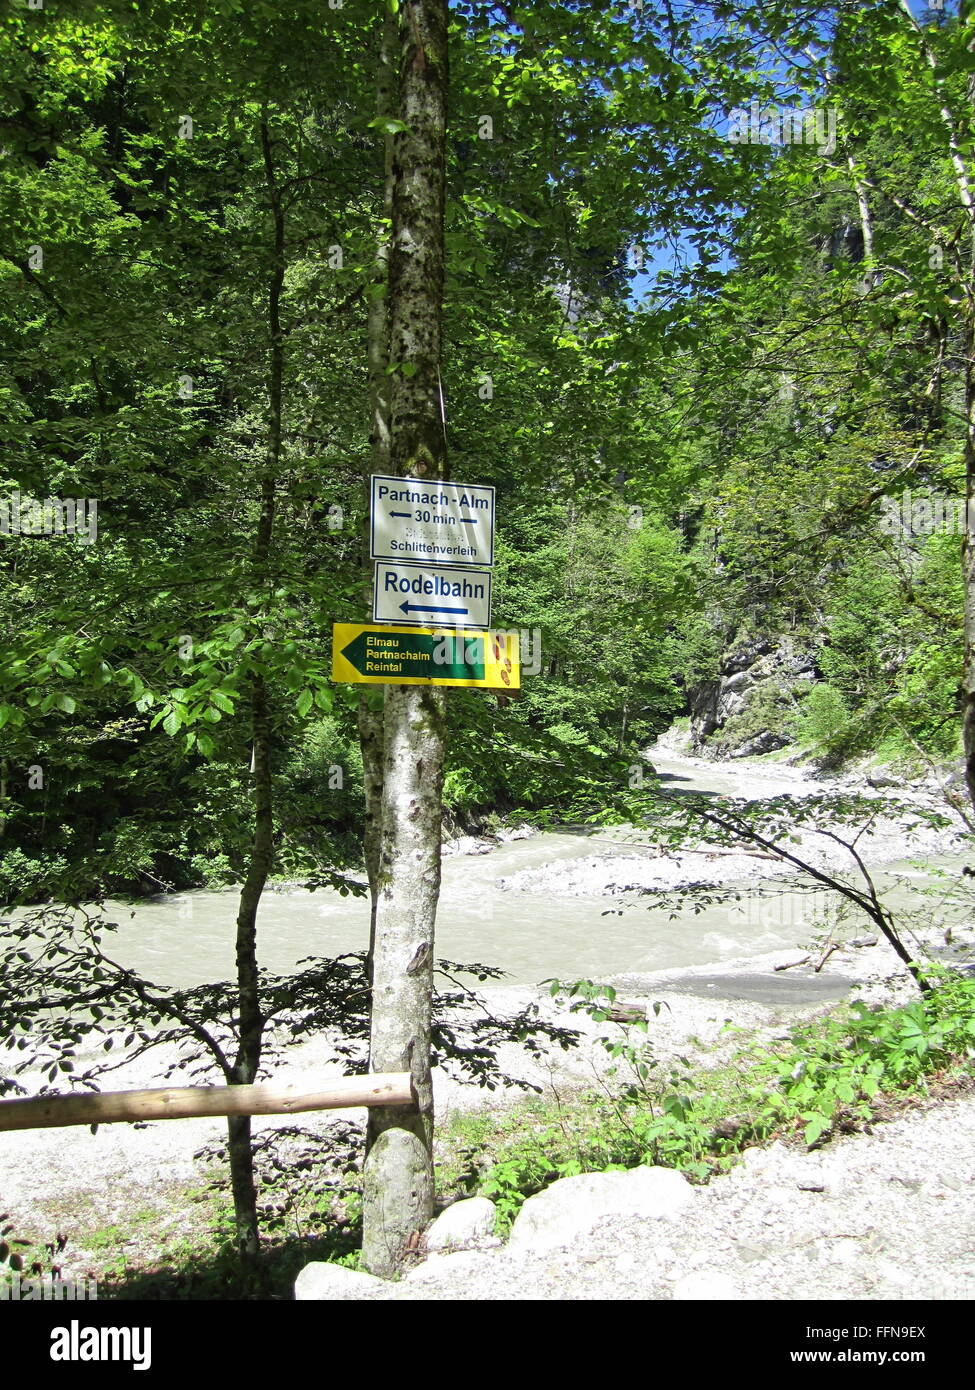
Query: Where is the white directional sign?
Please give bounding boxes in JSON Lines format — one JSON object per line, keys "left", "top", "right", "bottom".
{"left": 370, "top": 474, "right": 495, "bottom": 569}
{"left": 373, "top": 560, "right": 492, "bottom": 629}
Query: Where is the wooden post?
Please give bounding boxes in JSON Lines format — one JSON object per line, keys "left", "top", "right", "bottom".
{"left": 0, "top": 1072, "right": 413, "bottom": 1132}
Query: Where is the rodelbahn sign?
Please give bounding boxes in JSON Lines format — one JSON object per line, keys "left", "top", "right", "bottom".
{"left": 372, "top": 560, "right": 492, "bottom": 629}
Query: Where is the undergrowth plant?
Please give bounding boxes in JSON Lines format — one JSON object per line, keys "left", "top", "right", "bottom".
{"left": 477, "top": 967, "right": 975, "bottom": 1230}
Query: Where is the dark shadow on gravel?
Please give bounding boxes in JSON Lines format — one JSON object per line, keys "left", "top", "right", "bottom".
{"left": 93, "top": 1222, "right": 360, "bottom": 1301}
{"left": 661, "top": 971, "right": 852, "bottom": 1007}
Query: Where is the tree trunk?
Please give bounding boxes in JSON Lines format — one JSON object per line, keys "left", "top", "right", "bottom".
{"left": 223, "top": 116, "right": 286, "bottom": 1276}
{"left": 228, "top": 670, "right": 274, "bottom": 1269}
{"left": 361, "top": 6, "right": 398, "bottom": 978}
{"left": 361, "top": 0, "right": 449, "bottom": 1280}
{"left": 962, "top": 308, "right": 975, "bottom": 811}
{"left": 848, "top": 155, "right": 876, "bottom": 292}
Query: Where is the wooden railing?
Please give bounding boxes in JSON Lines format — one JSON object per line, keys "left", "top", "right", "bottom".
{"left": 0, "top": 1072, "right": 413, "bottom": 1132}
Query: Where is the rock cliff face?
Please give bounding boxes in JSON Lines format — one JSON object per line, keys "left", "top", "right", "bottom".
{"left": 689, "top": 635, "right": 818, "bottom": 756}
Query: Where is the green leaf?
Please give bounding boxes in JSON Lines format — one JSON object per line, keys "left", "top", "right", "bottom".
{"left": 367, "top": 116, "right": 409, "bottom": 135}
{"left": 803, "top": 1113, "right": 830, "bottom": 1146}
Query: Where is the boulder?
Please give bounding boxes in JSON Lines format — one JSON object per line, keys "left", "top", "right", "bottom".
{"left": 508, "top": 1166, "right": 693, "bottom": 1254}
{"left": 294, "top": 1262, "right": 385, "bottom": 1301}
{"left": 721, "top": 636, "right": 774, "bottom": 676}
{"left": 717, "top": 690, "right": 748, "bottom": 720}
{"left": 752, "top": 647, "right": 816, "bottom": 681}
{"left": 503, "top": 823, "right": 535, "bottom": 842}
{"left": 731, "top": 730, "right": 791, "bottom": 758}
{"left": 425, "top": 1197, "right": 496, "bottom": 1252}
{"left": 444, "top": 834, "right": 492, "bottom": 856}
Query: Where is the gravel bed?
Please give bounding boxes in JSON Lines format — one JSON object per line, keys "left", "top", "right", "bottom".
{"left": 4, "top": 750, "right": 971, "bottom": 1296}
{"left": 344, "top": 1088, "right": 975, "bottom": 1301}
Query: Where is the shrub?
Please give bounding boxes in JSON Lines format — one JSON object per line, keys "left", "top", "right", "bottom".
{"left": 476, "top": 969, "right": 975, "bottom": 1226}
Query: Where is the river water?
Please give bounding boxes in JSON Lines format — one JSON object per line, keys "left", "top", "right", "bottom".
{"left": 102, "top": 752, "right": 969, "bottom": 990}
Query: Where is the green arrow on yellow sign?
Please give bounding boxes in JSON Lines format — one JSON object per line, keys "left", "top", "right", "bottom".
{"left": 331, "top": 623, "right": 519, "bottom": 689}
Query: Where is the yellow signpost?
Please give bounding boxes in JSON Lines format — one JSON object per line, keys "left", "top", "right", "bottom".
{"left": 331, "top": 623, "right": 520, "bottom": 690}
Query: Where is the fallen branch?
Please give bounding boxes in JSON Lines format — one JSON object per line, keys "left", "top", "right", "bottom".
{"left": 815, "top": 942, "right": 841, "bottom": 973}
{"left": 774, "top": 955, "right": 812, "bottom": 972}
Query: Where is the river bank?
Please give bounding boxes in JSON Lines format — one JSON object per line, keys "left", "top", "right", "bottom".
{"left": 311, "top": 1079, "right": 975, "bottom": 1302}
{"left": 1, "top": 907, "right": 968, "bottom": 1292}
{"left": 1, "top": 746, "right": 972, "bottom": 1296}
{"left": 3, "top": 919, "right": 971, "bottom": 1299}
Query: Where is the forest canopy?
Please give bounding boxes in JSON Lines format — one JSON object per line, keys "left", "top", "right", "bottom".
{"left": 0, "top": 0, "right": 970, "bottom": 901}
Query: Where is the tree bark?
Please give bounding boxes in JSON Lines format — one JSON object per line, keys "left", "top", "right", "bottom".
{"left": 361, "top": 6, "right": 398, "bottom": 978}
{"left": 962, "top": 308, "right": 975, "bottom": 810}
{"left": 895, "top": 2, "right": 975, "bottom": 815}
{"left": 848, "top": 155, "right": 876, "bottom": 292}
{"left": 223, "top": 115, "right": 286, "bottom": 1275}
{"left": 361, "top": 0, "right": 449, "bottom": 1280}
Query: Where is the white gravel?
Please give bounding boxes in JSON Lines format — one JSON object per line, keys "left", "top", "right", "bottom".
{"left": 342, "top": 1091, "right": 975, "bottom": 1301}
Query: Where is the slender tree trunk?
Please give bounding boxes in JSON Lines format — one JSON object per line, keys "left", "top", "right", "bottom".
{"left": 848, "top": 155, "right": 876, "bottom": 293}
{"left": 895, "top": 4, "right": 975, "bottom": 815}
{"left": 361, "top": 0, "right": 449, "bottom": 1280}
{"left": 361, "top": 7, "right": 398, "bottom": 978}
{"left": 228, "top": 672, "right": 273, "bottom": 1267}
{"left": 224, "top": 116, "right": 286, "bottom": 1275}
{"left": 962, "top": 308, "right": 975, "bottom": 810}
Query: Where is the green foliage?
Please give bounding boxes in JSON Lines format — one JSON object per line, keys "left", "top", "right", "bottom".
{"left": 759, "top": 968, "right": 975, "bottom": 1144}
{"left": 794, "top": 682, "right": 855, "bottom": 757}
{"left": 474, "top": 969, "right": 975, "bottom": 1228}
{"left": 1, "top": 0, "right": 966, "bottom": 896}
{"left": 0, "top": 847, "right": 68, "bottom": 904}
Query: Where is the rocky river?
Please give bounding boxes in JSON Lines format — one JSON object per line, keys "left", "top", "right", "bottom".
{"left": 2, "top": 743, "right": 973, "bottom": 1296}
{"left": 91, "top": 744, "right": 972, "bottom": 993}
